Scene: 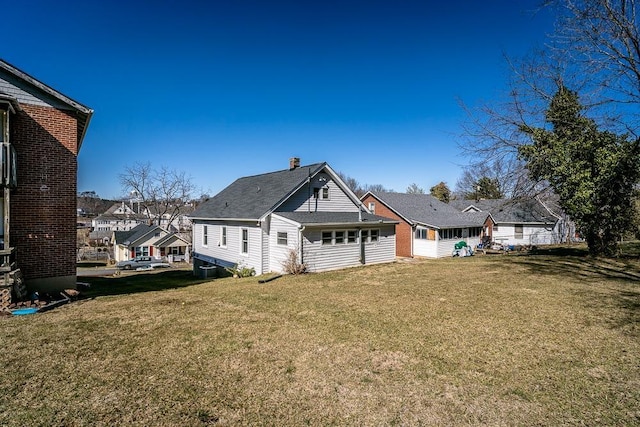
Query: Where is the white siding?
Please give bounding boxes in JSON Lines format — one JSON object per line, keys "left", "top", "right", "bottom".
{"left": 414, "top": 238, "right": 438, "bottom": 258}
{"left": 277, "top": 173, "right": 359, "bottom": 213}
{"left": 492, "top": 223, "right": 558, "bottom": 246}
{"left": 301, "top": 225, "right": 395, "bottom": 272}
{"left": 269, "top": 215, "right": 300, "bottom": 272}
{"left": 193, "top": 220, "right": 264, "bottom": 274}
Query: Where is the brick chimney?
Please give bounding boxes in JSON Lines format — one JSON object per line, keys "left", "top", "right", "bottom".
{"left": 289, "top": 157, "right": 300, "bottom": 170}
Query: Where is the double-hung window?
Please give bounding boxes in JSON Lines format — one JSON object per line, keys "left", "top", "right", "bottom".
{"left": 203, "top": 225, "right": 208, "bottom": 246}
{"left": 241, "top": 228, "right": 249, "bottom": 254}
{"left": 277, "top": 231, "right": 288, "bottom": 245}
{"left": 221, "top": 226, "right": 227, "bottom": 247}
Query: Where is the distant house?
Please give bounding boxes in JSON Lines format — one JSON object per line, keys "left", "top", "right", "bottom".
{"left": 361, "top": 192, "right": 491, "bottom": 258}
{"left": 90, "top": 202, "right": 148, "bottom": 244}
{"left": 189, "top": 158, "right": 398, "bottom": 276}
{"left": 0, "top": 59, "right": 93, "bottom": 293}
{"left": 112, "top": 223, "right": 190, "bottom": 263}
{"left": 449, "top": 198, "right": 561, "bottom": 246}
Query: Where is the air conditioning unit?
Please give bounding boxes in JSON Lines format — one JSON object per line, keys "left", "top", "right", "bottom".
{"left": 1, "top": 143, "right": 16, "bottom": 188}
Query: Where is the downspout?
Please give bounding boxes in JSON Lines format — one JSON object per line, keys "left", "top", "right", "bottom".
{"left": 298, "top": 226, "right": 305, "bottom": 264}
{"left": 359, "top": 206, "right": 365, "bottom": 264}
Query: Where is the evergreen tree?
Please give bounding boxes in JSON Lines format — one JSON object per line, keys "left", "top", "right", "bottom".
{"left": 519, "top": 86, "right": 640, "bottom": 256}
{"left": 430, "top": 181, "right": 451, "bottom": 203}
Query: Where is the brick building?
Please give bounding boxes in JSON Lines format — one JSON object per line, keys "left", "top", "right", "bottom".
{"left": 0, "top": 59, "right": 93, "bottom": 291}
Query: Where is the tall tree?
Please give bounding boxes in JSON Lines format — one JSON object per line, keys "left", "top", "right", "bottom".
{"left": 430, "top": 181, "right": 451, "bottom": 203}
{"left": 119, "top": 162, "right": 196, "bottom": 228}
{"left": 406, "top": 183, "right": 425, "bottom": 194}
{"left": 519, "top": 86, "right": 640, "bottom": 256}
{"left": 461, "top": 0, "right": 640, "bottom": 199}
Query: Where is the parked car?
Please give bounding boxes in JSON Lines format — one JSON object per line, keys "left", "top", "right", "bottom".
{"left": 115, "top": 256, "right": 169, "bottom": 270}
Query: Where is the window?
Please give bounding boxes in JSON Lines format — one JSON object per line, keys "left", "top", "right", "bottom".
{"left": 203, "top": 225, "right": 208, "bottom": 246}
{"left": 334, "top": 230, "right": 345, "bottom": 244}
{"left": 347, "top": 230, "right": 357, "bottom": 243}
{"left": 277, "top": 231, "right": 288, "bottom": 245}
{"left": 361, "top": 229, "right": 369, "bottom": 242}
{"left": 515, "top": 224, "right": 523, "bottom": 239}
{"left": 493, "top": 225, "right": 499, "bottom": 231}
{"left": 322, "top": 231, "right": 333, "bottom": 245}
{"left": 221, "top": 226, "right": 227, "bottom": 247}
{"left": 322, "top": 187, "right": 329, "bottom": 199}
{"left": 370, "top": 229, "right": 379, "bottom": 242}
{"left": 439, "top": 228, "right": 463, "bottom": 240}
{"left": 314, "top": 187, "right": 329, "bottom": 199}
{"left": 241, "top": 228, "right": 249, "bottom": 254}
{"left": 135, "top": 246, "right": 149, "bottom": 257}
{"left": 368, "top": 202, "right": 375, "bottom": 213}
{"left": 415, "top": 229, "right": 427, "bottom": 239}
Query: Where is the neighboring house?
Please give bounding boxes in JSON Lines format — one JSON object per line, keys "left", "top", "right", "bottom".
{"left": 189, "top": 158, "right": 398, "bottom": 276}
{"left": 361, "top": 192, "right": 492, "bottom": 258}
{"left": 449, "top": 198, "right": 561, "bottom": 246}
{"left": 157, "top": 205, "right": 194, "bottom": 232}
{"left": 0, "top": 59, "right": 92, "bottom": 292}
{"left": 112, "top": 223, "right": 190, "bottom": 263}
{"left": 90, "top": 202, "right": 148, "bottom": 244}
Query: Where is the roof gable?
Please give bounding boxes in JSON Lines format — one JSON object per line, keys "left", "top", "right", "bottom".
{"left": 0, "top": 59, "right": 93, "bottom": 149}
{"left": 366, "top": 192, "right": 488, "bottom": 229}
{"left": 450, "top": 198, "right": 558, "bottom": 224}
{"left": 191, "top": 162, "right": 363, "bottom": 220}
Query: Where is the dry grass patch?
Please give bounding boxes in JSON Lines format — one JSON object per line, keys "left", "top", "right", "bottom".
{"left": 1, "top": 246, "right": 639, "bottom": 425}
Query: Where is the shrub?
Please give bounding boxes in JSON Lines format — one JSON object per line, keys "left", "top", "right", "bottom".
{"left": 281, "top": 248, "right": 307, "bottom": 275}
{"left": 225, "top": 262, "right": 255, "bottom": 278}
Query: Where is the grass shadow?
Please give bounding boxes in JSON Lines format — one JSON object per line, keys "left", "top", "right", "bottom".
{"left": 80, "top": 269, "right": 212, "bottom": 298}
{"left": 514, "top": 243, "right": 640, "bottom": 335}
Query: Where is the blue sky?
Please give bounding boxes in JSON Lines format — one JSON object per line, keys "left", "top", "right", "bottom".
{"left": 5, "top": 0, "right": 553, "bottom": 199}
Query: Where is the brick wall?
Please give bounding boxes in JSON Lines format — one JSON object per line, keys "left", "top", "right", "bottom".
{"left": 362, "top": 195, "right": 413, "bottom": 257}
{"left": 10, "top": 104, "right": 78, "bottom": 283}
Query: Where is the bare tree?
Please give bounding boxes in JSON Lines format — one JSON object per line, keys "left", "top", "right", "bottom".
{"left": 460, "top": 0, "right": 640, "bottom": 199}
{"left": 119, "top": 162, "right": 196, "bottom": 229}
{"left": 406, "top": 183, "right": 425, "bottom": 194}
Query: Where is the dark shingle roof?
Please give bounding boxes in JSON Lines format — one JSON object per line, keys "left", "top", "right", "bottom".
{"left": 371, "top": 192, "right": 488, "bottom": 229}
{"left": 275, "top": 211, "right": 398, "bottom": 226}
{"left": 449, "top": 198, "right": 558, "bottom": 224}
{"left": 113, "top": 224, "right": 156, "bottom": 245}
{"left": 190, "top": 163, "right": 327, "bottom": 220}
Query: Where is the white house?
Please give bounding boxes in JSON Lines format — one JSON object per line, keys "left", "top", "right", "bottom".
{"left": 449, "top": 198, "right": 562, "bottom": 246}
{"left": 189, "top": 159, "right": 398, "bottom": 276}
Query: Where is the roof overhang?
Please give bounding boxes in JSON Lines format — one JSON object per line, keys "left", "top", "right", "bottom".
{"left": 0, "top": 93, "right": 21, "bottom": 113}
{"left": 0, "top": 59, "right": 94, "bottom": 150}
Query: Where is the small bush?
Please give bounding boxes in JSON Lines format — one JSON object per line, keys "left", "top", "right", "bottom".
{"left": 281, "top": 248, "right": 307, "bottom": 275}
{"left": 225, "top": 262, "right": 255, "bottom": 278}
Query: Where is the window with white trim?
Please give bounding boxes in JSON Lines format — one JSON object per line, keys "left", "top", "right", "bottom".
{"left": 368, "top": 202, "right": 375, "bottom": 213}
{"left": 203, "top": 225, "right": 208, "bottom": 246}
{"left": 370, "top": 229, "right": 379, "bottom": 242}
{"left": 415, "top": 229, "right": 427, "bottom": 239}
{"left": 347, "top": 230, "right": 357, "bottom": 243}
{"left": 241, "top": 228, "right": 249, "bottom": 254}
{"left": 135, "top": 246, "right": 149, "bottom": 257}
{"left": 334, "top": 230, "right": 345, "bottom": 244}
{"left": 514, "top": 224, "right": 523, "bottom": 239}
{"left": 221, "top": 226, "right": 227, "bottom": 247}
{"left": 322, "top": 231, "right": 333, "bottom": 245}
{"left": 277, "top": 231, "right": 288, "bottom": 245}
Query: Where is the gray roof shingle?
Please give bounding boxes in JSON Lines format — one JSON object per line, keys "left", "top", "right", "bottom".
{"left": 449, "top": 198, "right": 558, "bottom": 224}
{"left": 371, "top": 192, "right": 489, "bottom": 228}
{"left": 190, "top": 163, "right": 327, "bottom": 220}
{"left": 275, "top": 211, "right": 398, "bottom": 226}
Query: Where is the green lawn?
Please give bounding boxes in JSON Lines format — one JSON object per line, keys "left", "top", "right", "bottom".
{"left": 2, "top": 245, "right": 639, "bottom": 426}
